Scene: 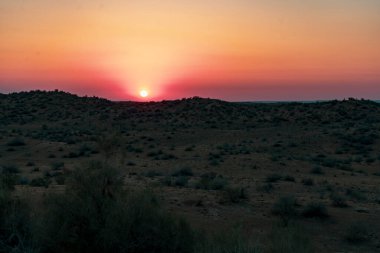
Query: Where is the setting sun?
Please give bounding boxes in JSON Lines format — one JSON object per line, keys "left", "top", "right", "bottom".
{"left": 140, "top": 90, "right": 148, "bottom": 98}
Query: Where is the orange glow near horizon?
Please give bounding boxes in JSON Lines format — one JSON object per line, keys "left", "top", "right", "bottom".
{"left": 0, "top": 1, "right": 379, "bottom": 101}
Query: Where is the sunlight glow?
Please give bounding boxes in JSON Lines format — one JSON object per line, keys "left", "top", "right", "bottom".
{"left": 140, "top": 89, "right": 148, "bottom": 98}
{"left": 1, "top": 1, "right": 380, "bottom": 100}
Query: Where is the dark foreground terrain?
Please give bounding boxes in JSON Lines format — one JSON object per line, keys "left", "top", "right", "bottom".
{"left": 1, "top": 91, "right": 380, "bottom": 252}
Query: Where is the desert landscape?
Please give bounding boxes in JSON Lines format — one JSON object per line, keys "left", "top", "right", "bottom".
{"left": 2, "top": 0, "right": 380, "bottom": 252}
{"left": 1, "top": 90, "right": 379, "bottom": 252}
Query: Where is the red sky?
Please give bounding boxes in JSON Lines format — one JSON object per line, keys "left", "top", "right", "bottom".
{"left": 1, "top": 0, "right": 379, "bottom": 101}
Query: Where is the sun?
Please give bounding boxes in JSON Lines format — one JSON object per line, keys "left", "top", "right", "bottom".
{"left": 139, "top": 90, "right": 148, "bottom": 98}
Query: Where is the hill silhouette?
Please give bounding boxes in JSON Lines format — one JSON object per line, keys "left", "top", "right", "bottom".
{"left": 1, "top": 90, "right": 379, "bottom": 128}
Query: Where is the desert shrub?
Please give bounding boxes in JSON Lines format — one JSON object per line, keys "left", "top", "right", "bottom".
{"left": 29, "top": 177, "right": 51, "bottom": 188}
{"left": 268, "top": 222, "right": 313, "bottom": 253}
{"left": 320, "top": 157, "right": 338, "bottom": 168}
{"left": 345, "top": 222, "right": 371, "bottom": 244}
{"left": 195, "top": 173, "right": 228, "bottom": 191}
{"left": 265, "top": 174, "right": 282, "bottom": 183}
{"left": 330, "top": 194, "right": 348, "bottom": 208}
{"left": 6, "top": 138, "right": 25, "bottom": 146}
{"left": 19, "top": 176, "right": 30, "bottom": 185}
{"left": 97, "top": 135, "right": 122, "bottom": 159}
{"left": 257, "top": 183, "right": 274, "bottom": 193}
{"left": 64, "top": 152, "right": 79, "bottom": 158}
{"left": 336, "top": 164, "right": 353, "bottom": 172}
{"left": 172, "top": 167, "right": 194, "bottom": 177}
{"left": 55, "top": 175, "right": 66, "bottom": 185}
{"left": 209, "top": 177, "right": 228, "bottom": 190}
{"left": 272, "top": 196, "right": 298, "bottom": 225}
{"left": 302, "top": 178, "right": 314, "bottom": 186}
{"left": 45, "top": 170, "right": 59, "bottom": 178}
{"left": 302, "top": 202, "right": 329, "bottom": 219}
{"left": 0, "top": 182, "right": 34, "bottom": 252}
{"left": 195, "top": 226, "right": 260, "bottom": 253}
{"left": 160, "top": 153, "right": 177, "bottom": 160}
{"left": 144, "top": 170, "right": 162, "bottom": 178}
{"left": 160, "top": 176, "right": 172, "bottom": 186}
{"left": 208, "top": 152, "right": 224, "bottom": 166}
{"left": 310, "top": 166, "right": 323, "bottom": 175}
{"left": 31, "top": 167, "right": 40, "bottom": 173}
{"left": 51, "top": 161, "right": 64, "bottom": 170}
{"left": 345, "top": 188, "right": 367, "bottom": 201}
{"left": 78, "top": 144, "right": 95, "bottom": 157}
{"left": 1, "top": 165, "right": 20, "bottom": 174}
{"left": 147, "top": 150, "right": 163, "bottom": 157}
{"left": 224, "top": 187, "right": 248, "bottom": 203}
{"left": 147, "top": 150, "right": 177, "bottom": 160}
{"left": 126, "top": 161, "right": 136, "bottom": 166}
{"left": 209, "top": 159, "right": 220, "bottom": 166}
{"left": 26, "top": 161, "right": 35, "bottom": 167}
{"left": 38, "top": 162, "right": 196, "bottom": 253}
{"left": 353, "top": 156, "right": 363, "bottom": 163}
{"left": 1, "top": 165, "right": 20, "bottom": 190}
{"left": 283, "top": 175, "right": 295, "bottom": 182}
{"left": 48, "top": 154, "right": 56, "bottom": 158}
{"left": 175, "top": 176, "right": 189, "bottom": 187}
{"left": 201, "top": 172, "right": 218, "bottom": 179}
{"left": 365, "top": 157, "right": 375, "bottom": 164}
{"left": 0, "top": 173, "right": 18, "bottom": 191}
{"left": 185, "top": 146, "right": 194, "bottom": 152}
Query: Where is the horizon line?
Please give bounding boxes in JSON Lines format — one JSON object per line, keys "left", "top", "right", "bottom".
{"left": 1, "top": 89, "right": 380, "bottom": 104}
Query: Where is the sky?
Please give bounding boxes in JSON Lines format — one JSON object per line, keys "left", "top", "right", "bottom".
{"left": 1, "top": 0, "right": 379, "bottom": 101}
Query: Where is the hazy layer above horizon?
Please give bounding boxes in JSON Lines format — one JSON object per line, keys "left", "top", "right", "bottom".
{"left": 1, "top": 0, "right": 379, "bottom": 101}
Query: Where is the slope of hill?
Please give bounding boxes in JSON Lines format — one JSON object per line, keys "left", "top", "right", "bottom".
{"left": 1, "top": 91, "right": 380, "bottom": 252}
